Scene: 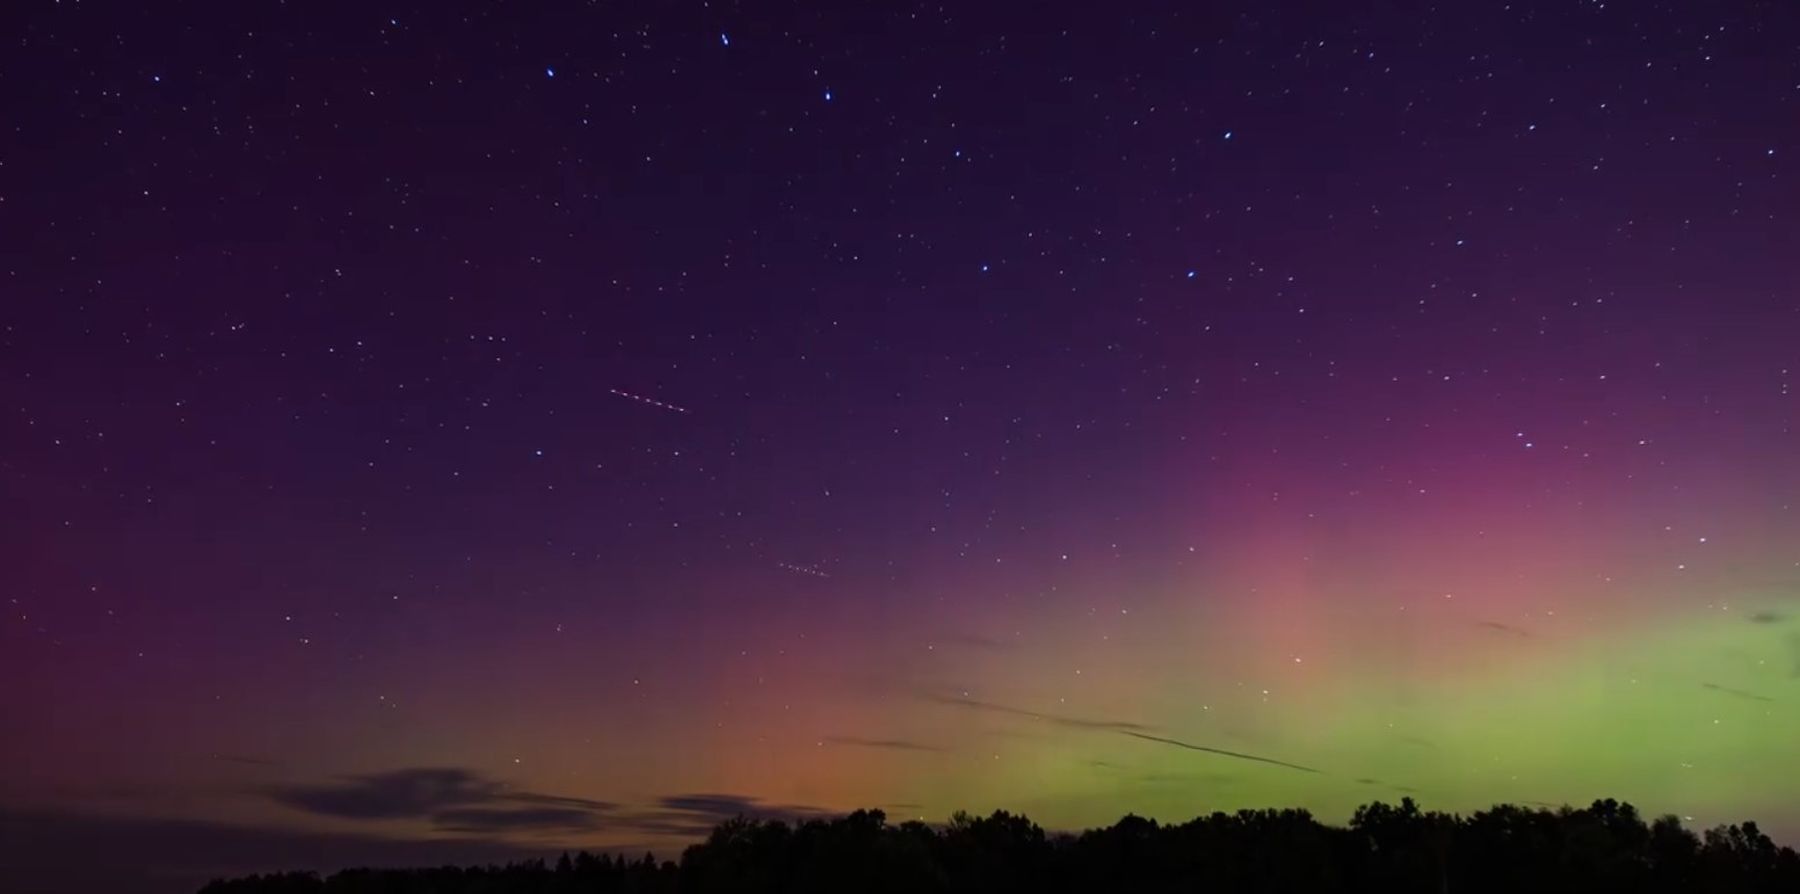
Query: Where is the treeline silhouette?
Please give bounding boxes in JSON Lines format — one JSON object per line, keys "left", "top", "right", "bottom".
{"left": 199, "top": 798, "right": 1800, "bottom": 893}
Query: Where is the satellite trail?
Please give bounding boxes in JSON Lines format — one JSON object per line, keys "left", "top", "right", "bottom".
{"left": 609, "top": 388, "right": 689, "bottom": 414}
{"left": 777, "top": 562, "right": 831, "bottom": 579}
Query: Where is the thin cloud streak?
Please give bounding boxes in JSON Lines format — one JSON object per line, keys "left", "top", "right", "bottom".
{"left": 1475, "top": 620, "right": 1532, "bottom": 637}
{"left": 1120, "top": 732, "right": 1322, "bottom": 774}
{"left": 1701, "top": 682, "right": 1774, "bottom": 703}
{"left": 925, "top": 693, "right": 1153, "bottom": 732}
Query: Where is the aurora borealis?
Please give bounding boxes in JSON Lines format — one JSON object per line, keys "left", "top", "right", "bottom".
{"left": 4, "top": 1, "right": 1800, "bottom": 890}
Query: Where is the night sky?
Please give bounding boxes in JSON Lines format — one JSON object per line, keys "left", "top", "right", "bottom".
{"left": 5, "top": 1, "right": 1800, "bottom": 890}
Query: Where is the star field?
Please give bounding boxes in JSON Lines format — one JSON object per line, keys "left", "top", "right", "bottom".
{"left": 3, "top": 1, "right": 1800, "bottom": 889}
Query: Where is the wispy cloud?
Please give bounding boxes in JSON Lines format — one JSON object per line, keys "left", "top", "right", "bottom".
{"left": 821, "top": 736, "right": 945, "bottom": 753}
{"left": 1135, "top": 771, "right": 1239, "bottom": 786}
{"left": 506, "top": 791, "right": 617, "bottom": 810}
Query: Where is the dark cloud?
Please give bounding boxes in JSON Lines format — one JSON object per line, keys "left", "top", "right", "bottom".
{"left": 658, "top": 794, "right": 765, "bottom": 815}
{"left": 270, "top": 768, "right": 502, "bottom": 820}
{"left": 267, "top": 768, "right": 612, "bottom": 833}
{"left": 924, "top": 693, "right": 1153, "bottom": 732}
{"left": 654, "top": 794, "right": 824, "bottom": 820}
{"left": 1701, "top": 682, "right": 1774, "bottom": 703}
{"left": 821, "top": 736, "right": 945, "bottom": 752}
{"left": 609, "top": 793, "right": 838, "bottom": 837}
{"left": 1475, "top": 620, "right": 1532, "bottom": 637}
{"left": 1119, "top": 732, "right": 1321, "bottom": 774}
{"left": 1748, "top": 611, "right": 1785, "bottom": 624}
{"left": 433, "top": 807, "right": 601, "bottom": 833}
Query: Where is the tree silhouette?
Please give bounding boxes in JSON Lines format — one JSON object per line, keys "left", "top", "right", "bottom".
{"left": 192, "top": 797, "right": 1800, "bottom": 894}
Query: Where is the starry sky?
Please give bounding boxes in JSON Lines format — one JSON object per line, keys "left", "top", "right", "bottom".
{"left": 4, "top": 0, "right": 1800, "bottom": 889}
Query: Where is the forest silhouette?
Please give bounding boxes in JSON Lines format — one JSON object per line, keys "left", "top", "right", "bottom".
{"left": 196, "top": 797, "right": 1799, "bottom": 893}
